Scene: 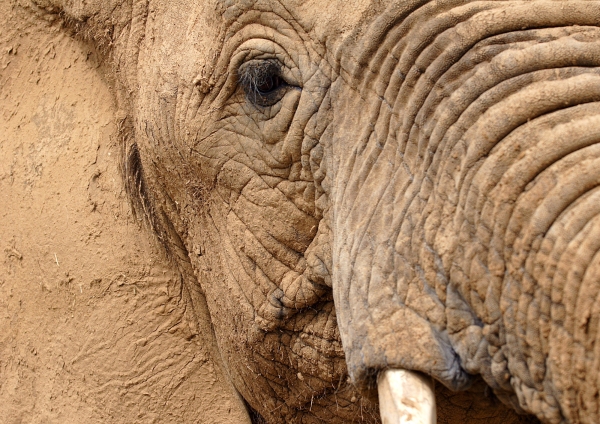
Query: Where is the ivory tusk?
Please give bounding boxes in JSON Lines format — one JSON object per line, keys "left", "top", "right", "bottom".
{"left": 378, "top": 369, "right": 436, "bottom": 424}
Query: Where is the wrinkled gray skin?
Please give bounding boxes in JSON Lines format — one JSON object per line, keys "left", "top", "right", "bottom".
{"left": 32, "top": 0, "right": 600, "bottom": 422}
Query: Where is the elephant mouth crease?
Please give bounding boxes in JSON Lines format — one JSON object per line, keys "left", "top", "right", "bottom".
{"left": 255, "top": 264, "right": 334, "bottom": 323}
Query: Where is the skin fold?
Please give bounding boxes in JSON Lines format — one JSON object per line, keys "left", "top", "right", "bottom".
{"left": 17, "top": 0, "right": 600, "bottom": 422}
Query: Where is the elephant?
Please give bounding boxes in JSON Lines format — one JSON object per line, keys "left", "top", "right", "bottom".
{"left": 6, "top": 0, "right": 600, "bottom": 422}
{"left": 0, "top": 3, "right": 256, "bottom": 422}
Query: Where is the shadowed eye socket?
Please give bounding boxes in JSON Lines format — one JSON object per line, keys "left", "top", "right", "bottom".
{"left": 238, "top": 59, "right": 290, "bottom": 107}
{"left": 255, "top": 74, "right": 284, "bottom": 94}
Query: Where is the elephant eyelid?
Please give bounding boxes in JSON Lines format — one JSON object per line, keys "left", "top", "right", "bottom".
{"left": 238, "top": 59, "right": 292, "bottom": 107}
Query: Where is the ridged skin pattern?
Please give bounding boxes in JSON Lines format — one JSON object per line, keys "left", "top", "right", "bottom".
{"left": 332, "top": 2, "right": 600, "bottom": 423}
{"left": 40, "top": 0, "right": 600, "bottom": 422}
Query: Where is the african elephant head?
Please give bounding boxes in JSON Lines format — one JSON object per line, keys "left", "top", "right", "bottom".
{"left": 32, "top": 0, "right": 600, "bottom": 422}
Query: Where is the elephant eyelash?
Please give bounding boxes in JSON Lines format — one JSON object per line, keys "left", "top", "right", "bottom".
{"left": 238, "top": 59, "right": 289, "bottom": 107}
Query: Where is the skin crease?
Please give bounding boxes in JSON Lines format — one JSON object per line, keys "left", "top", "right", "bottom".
{"left": 22, "top": 0, "right": 600, "bottom": 423}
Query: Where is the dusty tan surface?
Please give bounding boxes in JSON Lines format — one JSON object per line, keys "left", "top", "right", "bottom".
{"left": 4, "top": 0, "right": 594, "bottom": 422}
{"left": 0, "top": 2, "right": 250, "bottom": 422}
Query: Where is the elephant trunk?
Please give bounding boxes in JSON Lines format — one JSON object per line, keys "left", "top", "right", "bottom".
{"left": 329, "top": 1, "right": 600, "bottom": 422}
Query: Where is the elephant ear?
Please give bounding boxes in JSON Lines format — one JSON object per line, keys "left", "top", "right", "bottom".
{"left": 30, "top": 0, "right": 127, "bottom": 46}
{"left": 30, "top": 0, "right": 147, "bottom": 92}
{"left": 1, "top": 2, "right": 252, "bottom": 422}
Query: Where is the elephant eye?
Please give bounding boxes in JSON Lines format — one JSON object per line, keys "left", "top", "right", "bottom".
{"left": 238, "top": 60, "right": 289, "bottom": 107}
{"left": 256, "top": 74, "right": 284, "bottom": 94}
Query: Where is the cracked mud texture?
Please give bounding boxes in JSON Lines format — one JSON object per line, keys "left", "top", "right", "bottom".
{"left": 3, "top": 0, "right": 592, "bottom": 423}
{"left": 0, "top": 2, "right": 249, "bottom": 422}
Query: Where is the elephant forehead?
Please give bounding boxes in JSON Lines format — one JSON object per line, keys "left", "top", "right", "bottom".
{"left": 144, "top": 0, "right": 394, "bottom": 83}
{"left": 216, "top": 0, "right": 381, "bottom": 38}
{"left": 280, "top": 0, "right": 385, "bottom": 43}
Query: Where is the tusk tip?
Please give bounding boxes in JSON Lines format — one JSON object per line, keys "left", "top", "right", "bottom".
{"left": 378, "top": 369, "right": 436, "bottom": 424}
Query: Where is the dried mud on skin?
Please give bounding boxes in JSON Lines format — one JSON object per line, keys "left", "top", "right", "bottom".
{"left": 0, "top": 2, "right": 249, "bottom": 423}
{"left": 0, "top": 0, "right": 544, "bottom": 423}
